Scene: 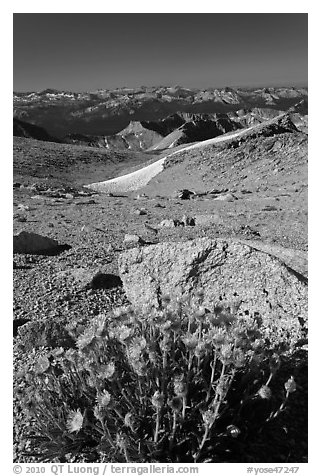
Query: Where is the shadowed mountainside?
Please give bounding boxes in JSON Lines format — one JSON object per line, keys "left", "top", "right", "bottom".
{"left": 13, "top": 118, "right": 60, "bottom": 143}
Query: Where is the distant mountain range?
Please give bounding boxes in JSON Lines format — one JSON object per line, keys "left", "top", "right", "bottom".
{"left": 13, "top": 85, "right": 308, "bottom": 139}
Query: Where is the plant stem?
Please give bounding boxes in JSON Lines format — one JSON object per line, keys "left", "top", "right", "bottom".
{"left": 123, "top": 446, "right": 130, "bottom": 463}
{"left": 182, "top": 395, "right": 187, "bottom": 420}
{"left": 188, "top": 314, "right": 192, "bottom": 334}
{"left": 194, "top": 363, "right": 229, "bottom": 462}
{"left": 162, "top": 346, "right": 168, "bottom": 396}
{"left": 265, "top": 372, "right": 273, "bottom": 386}
{"left": 188, "top": 351, "right": 193, "bottom": 373}
{"left": 120, "top": 387, "right": 136, "bottom": 412}
{"left": 36, "top": 405, "right": 66, "bottom": 433}
{"left": 266, "top": 391, "right": 290, "bottom": 423}
{"left": 97, "top": 419, "right": 115, "bottom": 448}
{"left": 154, "top": 409, "right": 160, "bottom": 443}
{"left": 206, "top": 362, "right": 227, "bottom": 425}
{"left": 169, "top": 412, "right": 178, "bottom": 450}
{"left": 198, "top": 322, "right": 203, "bottom": 340}
{"left": 194, "top": 425, "right": 209, "bottom": 462}
{"left": 113, "top": 407, "right": 124, "bottom": 420}
{"left": 138, "top": 378, "right": 144, "bottom": 407}
{"left": 206, "top": 353, "right": 217, "bottom": 402}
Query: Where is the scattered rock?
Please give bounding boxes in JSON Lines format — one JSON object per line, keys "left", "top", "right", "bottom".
{"left": 262, "top": 205, "right": 278, "bottom": 211}
{"left": 214, "top": 193, "right": 238, "bottom": 202}
{"left": 13, "top": 318, "right": 30, "bottom": 337}
{"left": 135, "top": 193, "right": 148, "bottom": 200}
{"left": 13, "top": 231, "right": 69, "bottom": 255}
{"left": 194, "top": 214, "right": 220, "bottom": 226}
{"left": 30, "top": 195, "right": 43, "bottom": 200}
{"left": 144, "top": 224, "right": 159, "bottom": 235}
{"left": 238, "top": 225, "right": 261, "bottom": 237}
{"left": 123, "top": 234, "right": 145, "bottom": 247}
{"left": 17, "top": 318, "right": 75, "bottom": 351}
{"left": 159, "top": 217, "right": 197, "bottom": 228}
{"left": 17, "top": 204, "right": 30, "bottom": 212}
{"left": 26, "top": 184, "right": 93, "bottom": 199}
{"left": 75, "top": 199, "right": 96, "bottom": 205}
{"left": 181, "top": 215, "right": 195, "bottom": 227}
{"left": 154, "top": 203, "right": 166, "bottom": 208}
{"left": 14, "top": 215, "right": 27, "bottom": 223}
{"left": 208, "top": 188, "right": 229, "bottom": 195}
{"left": 118, "top": 238, "right": 307, "bottom": 332}
{"left": 159, "top": 219, "right": 181, "bottom": 228}
{"left": 77, "top": 190, "right": 95, "bottom": 196}
{"left": 173, "top": 189, "right": 195, "bottom": 200}
{"left": 28, "top": 183, "right": 43, "bottom": 192}
{"left": 135, "top": 208, "right": 147, "bottom": 216}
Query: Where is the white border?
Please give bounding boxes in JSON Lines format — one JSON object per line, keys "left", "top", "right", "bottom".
{"left": 4, "top": 4, "right": 316, "bottom": 476}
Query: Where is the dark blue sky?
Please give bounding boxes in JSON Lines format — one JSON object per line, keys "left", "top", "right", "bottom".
{"left": 13, "top": 13, "right": 308, "bottom": 92}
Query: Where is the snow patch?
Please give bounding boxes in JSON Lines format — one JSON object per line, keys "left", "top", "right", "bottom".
{"left": 84, "top": 121, "right": 273, "bottom": 193}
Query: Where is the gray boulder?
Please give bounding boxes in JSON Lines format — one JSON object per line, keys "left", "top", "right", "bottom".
{"left": 17, "top": 318, "right": 74, "bottom": 351}
{"left": 214, "top": 193, "right": 237, "bottom": 202}
{"left": 118, "top": 238, "right": 307, "bottom": 331}
{"left": 159, "top": 219, "right": 181, "bottom": 228}
{"left": 194, "top": 214, "right": 220, "bottom": 226}
{"left": 17, "top": 204, "right": 30, "bottom": 211}
{"left": 123, "top": 234, "right": 145, "bottom": 247}
{"left": 181, "top": 215, "right": 195, "bottom": 227}
{"left": 173, "top": 189, "right": 195, "bottom": 200}
{"left": 135, "top": 193, "right": 148, "bottom": 200}
{"left": 135, "top": 208, "right": 147, "bottom": 216}
{"left": 237, "top": 239, "right": 308, "bottom": 279}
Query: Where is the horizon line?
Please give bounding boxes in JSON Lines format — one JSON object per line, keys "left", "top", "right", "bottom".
{"left": 13, "top": 82, "right": 309, "bottom": 94}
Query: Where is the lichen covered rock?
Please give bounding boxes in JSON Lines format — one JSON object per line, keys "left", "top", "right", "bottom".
{"left": 118, "top": 238, "right": 307, "bottom": 333}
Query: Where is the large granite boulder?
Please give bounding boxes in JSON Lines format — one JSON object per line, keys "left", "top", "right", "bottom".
{"left": 118, "top": 238, "right": 307, "bottom": 331}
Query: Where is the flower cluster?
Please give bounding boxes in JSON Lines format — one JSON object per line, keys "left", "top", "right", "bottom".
{"left": 17, "top": 292, "right": 302, "bottom": 463}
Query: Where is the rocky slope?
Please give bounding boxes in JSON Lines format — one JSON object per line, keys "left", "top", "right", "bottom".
{"left": 148, "top": 113, "right": 243, "bottom": 150}
{"left": 85, "top": 113, "right": 306, "bottom": 193}
{"left": 61, "top": 106, "right": 308, "bottom": 152}
{"left": 13, "top": 136, "right": 157, "bottom": 189}
{"left": 64, "top": 121, "right": 164, "bottom": 151}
